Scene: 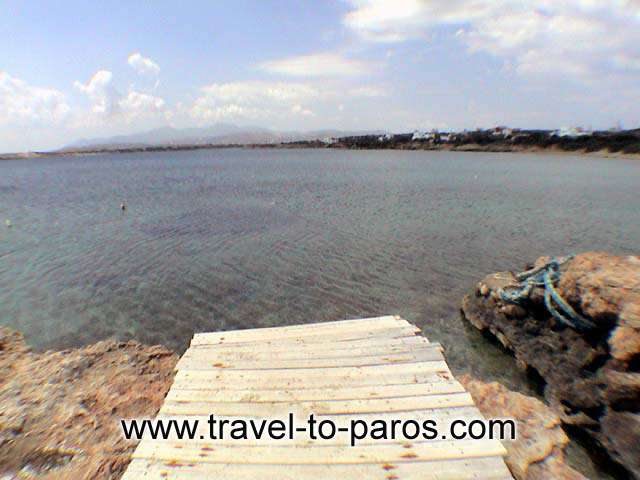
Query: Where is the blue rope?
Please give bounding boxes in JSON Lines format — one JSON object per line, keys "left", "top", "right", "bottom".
{"left": 498, "top": 256, "right": 596, "bottom": 331}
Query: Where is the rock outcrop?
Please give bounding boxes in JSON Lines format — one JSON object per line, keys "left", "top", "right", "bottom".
{"left": 0, "top": 327, "right": 178, "bottom": 479}
{"left": 462, "top": 252, "right": 640, "bottom": 478}
{"left": 459, "top": 375, "right": 586, "bottom": 480}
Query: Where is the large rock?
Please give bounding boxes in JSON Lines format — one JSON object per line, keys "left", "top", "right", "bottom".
{"left": 0, "top": 327, "right": 178, "bottom": 479}
{"left": 459, "top": 375, "right": 586, "bottom": 480}
{"left": 462, "top": 252, "right": 640, "bottom": 478}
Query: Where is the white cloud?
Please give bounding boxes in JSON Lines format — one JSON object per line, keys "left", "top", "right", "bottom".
{"left": 119, "top": 91, "right": 166, "bottom": 123}
{"left": 185, "top": 81, "right": 387, "bottom": 122}
{"left": 260, "top": 52, "right": 370, "bottom": 77}
{"left": 0, "top": 71, "right": 70, "bottom": 125}
{"left": 187, "top": 79, "right": 391, "bottom": 125}
{"left": 74, "top": 69, "right": 166, "bottom": 123}
{"left": 343, "top": 0, "right": 437, "bottom": 42}
{"left": 127, "top": 52, "right": 160, "bottom": 75}
{"left": 199, "top": 81, "right": 320, "bottom": 104}
{"left": 189, "top": 81, "right": 323, "bottom": 122}
{"left": 74, "top": 70, "right": 120, "bottom": 115}
{"left": 343, "top": 1, "right": 640, "bottom": 80}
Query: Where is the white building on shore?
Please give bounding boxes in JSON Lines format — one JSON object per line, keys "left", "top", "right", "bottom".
{"left": 411, "top": 130, "right": 438, "bottom": 141}
{"left": 552, "top": 127, "right": 592, "bottom": 138}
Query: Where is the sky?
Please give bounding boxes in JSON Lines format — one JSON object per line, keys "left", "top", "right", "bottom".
{"left": 1, "top": 0, "right": 640, "bottom": 152}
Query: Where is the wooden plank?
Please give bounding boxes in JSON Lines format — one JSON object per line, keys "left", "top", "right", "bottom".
{"left": 132, "top": 438, "right": 507, "bottom": 465}
{"left": 171, "top": 362, "right": 454, "bottom": 391}
{"left": 144, "top": 408, "right": 488, "bottom": 444}
{"left": 175, "top": 361, "right": 450, "bottom": 382}
{"left": 187, "top": 335, "right": 430, "bottom": 355}
{"left": 123, "top": 457, "right": 513, "bottom": 480}
{"left": 176, "top": 349, "right": 445, "bottom": 371}
{"left": 192, "top": 315, "right": 407, "bottom": 343}
{"left": 190, "top": 326, "right": 420, "bottom": 346}
{"left": 153, "top": 407, "right": 486, "bottom": 424}
{"left": 191, "top": 320, "right": 412, "bottom": 344}
{"left": 140, "top": 408, "right": 486, "bottom": 445}
{"left": 170, "top": 371, "right": 456, "bottom": 391}
{"left": 159, "top": 392, "right": 474, "bottom": 416}
{"left": 182, "top": 342, "right": 441, "bottom": 362}
{"left": 165, "top": 380, "right": 466, "bottom": 403}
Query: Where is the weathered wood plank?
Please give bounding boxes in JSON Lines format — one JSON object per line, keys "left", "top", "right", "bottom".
{"left": 192, "top": 315, "right": 407, "bottom": 343}
{"left": 132, "top": 438, "right": 507, "bottom": 464}
{"left": 190, "top": 326, "right": 420, "bottom": 346}
{"left": 176, "top": 349, "right": 445, "bottom": 371}
{"left": 138, "top": 409, "right": 486, "bottom": 445}
{"left": 123, "top": 457, "right": 513, "bottom": 480}
{"left": 152, "top": 407, "right": 486, "bottom": 425}
{"left": 170, "top": 371, "right": 456, "bottom": 391}
{"left": 181, "top": 342, "right": 441, "bottom": 362}
{"left": 159, "top": 392, "right": 474, "bottom": 416}
{"left": 165, "top": 380, "right": 466, "bottom": 403}
{"left": 174, "top": 361, "right": 450, "bottom": 382}
{"left": 170, "top": 369, "right": 454, "bottom": 391}
{"left": 187, "top": 334, "right": 430, "bottom": 355}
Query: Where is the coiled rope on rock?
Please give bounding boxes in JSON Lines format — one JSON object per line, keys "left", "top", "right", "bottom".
{"left": 498, "top": 255, "right": 596, "bottom": 332}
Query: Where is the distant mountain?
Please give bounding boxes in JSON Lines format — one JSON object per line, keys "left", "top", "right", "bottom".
{"left": 62, "top": 125, "right": 379, "bottom": 151}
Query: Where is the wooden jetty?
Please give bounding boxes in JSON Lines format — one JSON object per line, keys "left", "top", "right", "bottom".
{"left": 123, "top": 315, "right": 512, "bottom": 479}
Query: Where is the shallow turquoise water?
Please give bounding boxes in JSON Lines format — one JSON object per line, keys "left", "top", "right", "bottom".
{"left": 1, "top": 148, "right": 639, "bottom": 390}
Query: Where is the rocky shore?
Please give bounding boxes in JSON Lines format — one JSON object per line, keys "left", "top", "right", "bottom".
{"left": 460, "top": 375, "right": 586, "bottom": 480}
{"left": 2, "top": 325, "right": 589, "bottom": 480}
{"left": 0, "top": 328, "right": 177, "bottom": 479}
{"left": 462, "top": 252, "right": 640, "bottom": 478}
{"left": 2, "top": 136, "right": 639, "bottom": 162}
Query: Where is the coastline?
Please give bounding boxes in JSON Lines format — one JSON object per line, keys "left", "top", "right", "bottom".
{"left": 2, "top": 142, "right": 640, "bottom": 162}
{"left": 3, "top": 251, "right": 636, "bottom": 478}
{"left": 1, "top": 326, "right": 584, "bottom": 480}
